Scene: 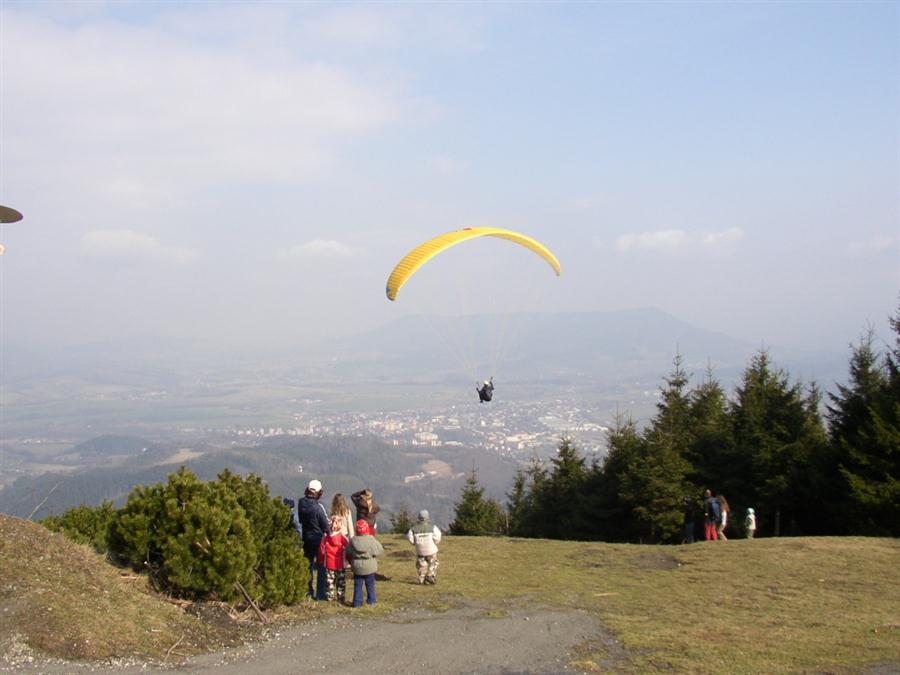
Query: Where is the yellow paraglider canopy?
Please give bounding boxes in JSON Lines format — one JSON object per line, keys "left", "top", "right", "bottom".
{"left": 386, "top": 227, "right": 561, "bottom": 301}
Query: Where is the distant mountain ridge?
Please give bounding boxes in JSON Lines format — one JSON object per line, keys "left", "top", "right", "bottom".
{"left": 327, "top": 307, "right": 754, "bottom": 380}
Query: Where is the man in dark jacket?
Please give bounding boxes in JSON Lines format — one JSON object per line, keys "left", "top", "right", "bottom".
{"left": 298, "top": 479, "right": 330, "bottom": 600}
{"left": 703, "top": 489, "right": 720, "bottom": 541}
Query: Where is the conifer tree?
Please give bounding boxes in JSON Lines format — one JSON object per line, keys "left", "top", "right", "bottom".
{"left": 828, "top": 313, "right": 900, "bottom": 535}
{"left": 589, "top": 413, "right": 646, "bottom": 542}
{"left": 42, "top": 500, "right": 116, "bottom": 553}
{"left": 529, "top": 437, "right": 589, "bottom": 539}
{"left": 616, "top": 356, "right": 694, "bottom": 543}
{"left": 158, "top": 469, "right": 256, "bottom": 600}
{"left": 506, "top": 457, "right": 548, "bottom": 537}
{"left": 450, "top": 468, "right": 504, "bottom": 535}
{"left": 108, "top": 467, "right": 306, "bottom": 605}
{"left": 390, "top": 505, "right": 416, "bottom": 534}
{"left": 214, "top": 469, "right": 306, "bottom": 604}
{"left": 505, "top": 467, "right": 531, "bottom": 537}
{"left": 687, "top": 365, "right": 734, "bottom": 495}
{"left": 730, "top": 350, "right": 826, "bottom": 535}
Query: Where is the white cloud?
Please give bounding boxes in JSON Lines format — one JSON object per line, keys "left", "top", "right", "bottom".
{"left": 848, "top": 235, "right": 897, "bottom": 256}
{"left": 82, "top": 229, "right": 197, "bottom": 264}
{"left": 3, "top": 10, "right": 415, "bottom": 201}
{"left": 277, "top": 239, "right": 361, "bottom": 260}
{"left": 702, "top": 227, "right": 745, "bottom": 248}
{"left": 616, "top": 229, "right": 687, "bottom": 252}
{"left": 612, "top": 228, "right": 744, "bottom": 253}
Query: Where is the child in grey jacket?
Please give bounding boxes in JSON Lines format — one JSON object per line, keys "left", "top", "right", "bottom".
{"left": 406, "top": 509, "right": 442, "bottom": 584}
{"left": 349, "top": 519, "right": 384, "bottom": 607}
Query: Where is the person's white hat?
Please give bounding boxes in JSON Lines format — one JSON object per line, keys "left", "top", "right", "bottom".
{"left": 308, "top": 479, "right": 322, "bottom": 492}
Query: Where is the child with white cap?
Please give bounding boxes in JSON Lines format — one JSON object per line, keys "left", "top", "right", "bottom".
{"left": 744, "top": 507, "right": 757, "bottom": 539}
{"left": 406, "top": 509, "right": 443, "bottom": 584}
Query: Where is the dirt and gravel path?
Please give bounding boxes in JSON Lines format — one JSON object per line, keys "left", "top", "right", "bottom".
{"left": 9, "top": 604, "right": 611, "bottom": 674}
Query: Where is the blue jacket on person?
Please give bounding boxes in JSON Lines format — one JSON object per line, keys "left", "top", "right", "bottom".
{"left": 705, "top": 496, "right": 721, "bottom": 524}
{"left": 297, "top": 495, "right": 330, "bottom": 548}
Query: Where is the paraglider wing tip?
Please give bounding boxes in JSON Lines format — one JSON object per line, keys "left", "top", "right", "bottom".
{"left": 386, "top": 287, "right": 396, "bottom": 301}
{"left": 0, "top": 205, "right": 23, "bottom": 223}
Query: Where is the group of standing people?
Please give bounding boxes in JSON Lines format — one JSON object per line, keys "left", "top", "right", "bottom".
{"left": 294, "top": 481, "right": 384, "bottom": 607}
{"left": 702, "top": 489, "right": 731, "bottom": 541}
{"left": 683, "top": 490, "right": 756, "bottom": 542}
{"left": 291, "top": 479, "right": 444, "bottom": 606}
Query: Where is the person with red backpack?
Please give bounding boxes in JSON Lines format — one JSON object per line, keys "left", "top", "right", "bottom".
{"left": 703, "top": 489, "right": 720, "bottom": 541}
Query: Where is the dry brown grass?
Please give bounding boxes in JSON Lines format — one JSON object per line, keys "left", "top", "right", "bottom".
{"left": 0, "top": 514, "right": 249, "bottom": 666}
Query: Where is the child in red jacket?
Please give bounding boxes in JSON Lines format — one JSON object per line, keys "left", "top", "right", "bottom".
{"left": 317, "top": 515, "right": 350, "bottom": 603}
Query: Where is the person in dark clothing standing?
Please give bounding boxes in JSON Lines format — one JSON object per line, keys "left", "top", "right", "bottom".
{"left": 298, "top": 479, "right": 330, "bottom": 600}
{"left": 703, "top": 489, "right": 720, "bottom": 541}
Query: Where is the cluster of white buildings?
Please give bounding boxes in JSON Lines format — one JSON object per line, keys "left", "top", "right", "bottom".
{"left": 228, "top": 399, "right": 610, "bottom": 459}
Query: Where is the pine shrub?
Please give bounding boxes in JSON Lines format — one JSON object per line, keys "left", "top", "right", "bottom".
{"left": 100, "top": 467, "right": 307, "bottom": 605}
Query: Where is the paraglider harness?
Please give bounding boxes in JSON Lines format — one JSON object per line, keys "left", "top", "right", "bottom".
{"left": 477, "top": 378, "right": 494, "bottom": 403}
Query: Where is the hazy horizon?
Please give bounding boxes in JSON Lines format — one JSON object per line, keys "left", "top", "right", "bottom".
{"left": 0, "top": 2, "right": 897, "bottom": 361}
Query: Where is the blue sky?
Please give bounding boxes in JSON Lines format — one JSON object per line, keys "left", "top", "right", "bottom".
{"left": 0, "top": 1, "right": 897, "bottom": 358}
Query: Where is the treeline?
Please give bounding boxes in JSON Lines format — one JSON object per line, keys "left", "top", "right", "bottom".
{"left": 452, "top": 307, "right": 900, "bottom": 543}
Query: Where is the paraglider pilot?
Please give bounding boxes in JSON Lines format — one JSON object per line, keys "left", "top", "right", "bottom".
{"left": 477, "top": 377, "right": 494, "bottom": 403}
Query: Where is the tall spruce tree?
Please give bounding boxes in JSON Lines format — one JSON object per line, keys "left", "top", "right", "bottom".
{"left": 730, "top": 350, "right": 826, "bottom": 535}
{"left": 505, "top": 467, "right": 532, "bottom": 537}
{"left": 525, "top": 438, "right": 589, "bottom": 539}
{"left": 687, "top": 365, "right": 734, "bottom": 495}
{"left": 827, "top": 314, "right": 900, "bottom": 535}
{"left": 450, "top": 468, "right": 504, "bottom": 535}
{"left": 510, "top": 457, "right": 551, "bottom": 537}
{"left": 589, "top": 413, "right": 647, "bottom": 542}
{"left": 622, "top": 356, "right": 694, "bottom": 543}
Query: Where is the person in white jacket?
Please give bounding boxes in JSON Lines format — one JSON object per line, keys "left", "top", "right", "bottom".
{"left": 406, "top": 510, "right": 443, "bottom": 585}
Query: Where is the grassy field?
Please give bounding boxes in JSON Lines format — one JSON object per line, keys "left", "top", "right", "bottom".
{"left": 342, "top": 534, "right": 900, "bottom": 674}
{"left": 2, "top": 514, "right": 898, "bottom": 673}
